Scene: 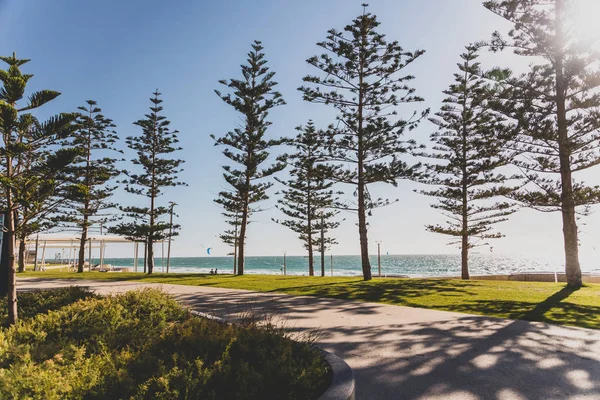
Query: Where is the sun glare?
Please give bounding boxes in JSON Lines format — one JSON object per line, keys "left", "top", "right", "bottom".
{"left": 572, "top": 0, "right": 600, "bottom": 47}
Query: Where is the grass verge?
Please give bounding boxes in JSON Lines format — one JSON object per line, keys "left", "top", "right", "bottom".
{"left": 20, "top": 271, "right": 600, "bottom": 329}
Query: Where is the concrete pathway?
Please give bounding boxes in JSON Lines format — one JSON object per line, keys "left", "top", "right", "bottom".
{"left": 17, "top": 278, "right": 600, "bottom": 400}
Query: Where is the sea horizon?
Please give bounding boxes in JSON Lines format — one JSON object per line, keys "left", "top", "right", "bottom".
{"left": 84, "top": 253, "right": 600, "bottom": 277}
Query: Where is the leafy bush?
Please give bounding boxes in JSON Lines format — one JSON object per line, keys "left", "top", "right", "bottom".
{"left": 0, "top": 286, "right": 98, "bottom": 327}
{"left": 0, "top": 288, "right": 330, "bottom": 400}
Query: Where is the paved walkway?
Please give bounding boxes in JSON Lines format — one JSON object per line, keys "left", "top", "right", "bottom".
{"left": 18, "top": 278, "right": 600, "bottom": 400}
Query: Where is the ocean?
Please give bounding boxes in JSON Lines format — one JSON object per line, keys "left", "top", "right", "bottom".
{"left": 98, "top": 253, "right": 600, "bottom": 277}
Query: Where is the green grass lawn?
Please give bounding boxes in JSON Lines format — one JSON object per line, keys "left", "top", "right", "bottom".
{"left": 20, "top": 271, "right": 600, "bottom": 329}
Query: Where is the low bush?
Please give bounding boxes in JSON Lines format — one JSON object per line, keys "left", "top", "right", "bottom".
{"left": 0, "top": 286, "right": 98, "bottom": 327}
{"left": 0, "top": 288, "right": 330, "bottom": 400}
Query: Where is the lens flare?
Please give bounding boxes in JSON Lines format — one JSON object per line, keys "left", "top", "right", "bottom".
{"left": 572, "top": 0, "right": 600, "bottom": 46}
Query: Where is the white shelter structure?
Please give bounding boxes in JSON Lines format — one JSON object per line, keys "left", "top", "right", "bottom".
{"left": 26, "top": 234, "right": 168, "bottom": 273}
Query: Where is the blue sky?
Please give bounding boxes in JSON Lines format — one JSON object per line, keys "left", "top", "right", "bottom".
{"left": 2, "top": 0, "right": 600, "bottom": 261}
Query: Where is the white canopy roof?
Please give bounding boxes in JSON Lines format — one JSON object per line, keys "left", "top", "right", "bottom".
{"left": 26, "top": 234, "right": 152, "bottom": 244}
{"left": 27, "top": 234, "right": 132, "bottom": 244}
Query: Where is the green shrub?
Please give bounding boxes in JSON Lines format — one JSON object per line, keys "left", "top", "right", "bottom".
{"left": 121, "top": 319, "right": 329, "bottom": 400}
{"left": 0, "top": 286, "right": 98, "bottom": 327}
{"left": 0, "top": 288, "right": 330, "bottom": 400}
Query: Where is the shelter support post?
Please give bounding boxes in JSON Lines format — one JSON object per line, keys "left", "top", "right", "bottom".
{"left": 40, "top": 241, "right": 47, "bottom": 271}
{"left": 33, "top": 234, "right": 39, "bottom": 272}
{"left": 134, "top": 242, "right": 139, "bottom": 273}
{"left": 100, "top": 240, "right": 105, "bottom": 270}
{"left": 88, "top": 238, "right": 92, "bottom": 272}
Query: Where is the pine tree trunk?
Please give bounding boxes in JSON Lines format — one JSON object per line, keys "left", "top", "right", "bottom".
{"left": 461, "top": 235, "right": 469, "bottom": 280}
{"left": 555, "top": 0, "right": 582, "bottom": 288}
{"left": 233, "top": 238, "right": 237, "bottom": 274}
{"left": 237, "top": 175, "right": 250, "bottom": 276}
{"left": 77, "top": 217, "right": 88, "bottom": 273}
{"left": 357, "top": 180, "right": 372, "bottom": 281}
{"left": 6, "top": 157, "right": 18, "bottom": 325}
{"left": 148, "top": 193, "right": 154, "bottom": 275}
{"left": 321, "top": 212, "right": 325, "bottom": 277}
{"left": 461, "top": 90, "right": 470, "bottom": 281}
{"left": 560, "top": 195, "right": 580, "bottom": 287}
{"left": 17, "top": 237, "right": 26, "bottom": 273}
{"left": 357, "top": 20, "right": 371, "bottom": 282}
{"left": 148, "top": 210, "right": 154, "bottom": 274}
{"left": 233, "top": 216, "right": 238, "bottom": 274}
{"left": 147, "top": 239, "right": 154, "bottom": 274}
{"left": 307, "top": 230, "right": 314, "bottom": 276}
{"left": 6, "top": 222, "right": 16, "bottom": 325}
{"left": 147, "top": 207, "right": 155, "bottom": 273}
{"left": 143, "top": 238, "right": 147, "bottom": 274}
{"left": 147, "top": 174, "right": 155, "bottom": 274}
{"left": 557, "top": 110, "right": 581, "bottom": 287}
{"left": 79, "top": 126, "right": 92, "bottom": 274}
{"left": 321, "top": 246, "right": 325, "bottom": 277}
{"left": 148, "top": 121, "right": 157, "bottom": 275}
{"left": 357, "top": 131, "right": 372, "bottom": 280}
{"left": 237, "top": 213, "right": 247, "bottom": 275}
{"left": 307, "top": 200, "right": 314, "bottom": 276}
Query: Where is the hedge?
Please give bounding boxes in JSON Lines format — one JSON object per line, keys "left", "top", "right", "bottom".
{"left": 0, "top": 288, "right": 330, "bottom": 399}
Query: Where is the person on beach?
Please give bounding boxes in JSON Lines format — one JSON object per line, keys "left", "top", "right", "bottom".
{"left": 210, "top": 269, "right": 214, "bottom": 275}
{"left": 215, "top": 268, "right": 218, "bottom": 274}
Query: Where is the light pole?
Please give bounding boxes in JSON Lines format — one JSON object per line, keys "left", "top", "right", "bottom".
{"left": 166, "top": 201, "right": 177, "bottom": 273}
{"left": 376, "top": 241, "right": 382, "bottom": 277}
{"left": 330, "top": 254, "right": 333, "bottom": 276}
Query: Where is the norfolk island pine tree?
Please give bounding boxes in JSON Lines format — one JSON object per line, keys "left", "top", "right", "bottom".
{"left": 212, "top": 40, "right": 285, "bottom": 276}
{"left": 273, "top": 121, "right": 341, "bottom": 277}
{"left": 299, "top": 5, "right": 428, "bottom": 280}
{"left": 111, "top": 91, "right": 184, "bottom": 274}
{"left": 59, "top": 100, "right": 122, "bottom": 273}
{"left": 484, "top": 0, "right": 600, "bottom": 287}
{"left": 418, "top": 45, "right": 518, "bottom": 280}
{"left": 216, "top": 191, "right": 244, "bottom": 274}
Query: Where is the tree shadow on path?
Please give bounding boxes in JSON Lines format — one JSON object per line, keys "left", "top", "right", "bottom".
{"left": 171, "top": 285, "right": 600, "bottom": 400}
{"left": 16, "top": 279, "right": 600, "bottom": 399}
{"left": 442, "top": 285, "right": 599, "bottom": 330}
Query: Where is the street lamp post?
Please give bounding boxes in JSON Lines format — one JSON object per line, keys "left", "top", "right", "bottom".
{"left": 330, "top": 254, "right": 333, "bottom": 276}
{"left": 376, "top": 241, "right": 382, "bottom": 277}
{"left": 167, "top": 202, "right": 177, "bottom": 273}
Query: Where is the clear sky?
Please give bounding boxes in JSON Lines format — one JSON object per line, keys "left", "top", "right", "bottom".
{"left": 2, "top": 0, "right": 600, "bottom": 261}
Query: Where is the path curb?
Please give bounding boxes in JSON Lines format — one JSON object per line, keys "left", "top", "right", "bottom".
{"left": 316, "top": 348, "right": 356, "bottom": 400}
